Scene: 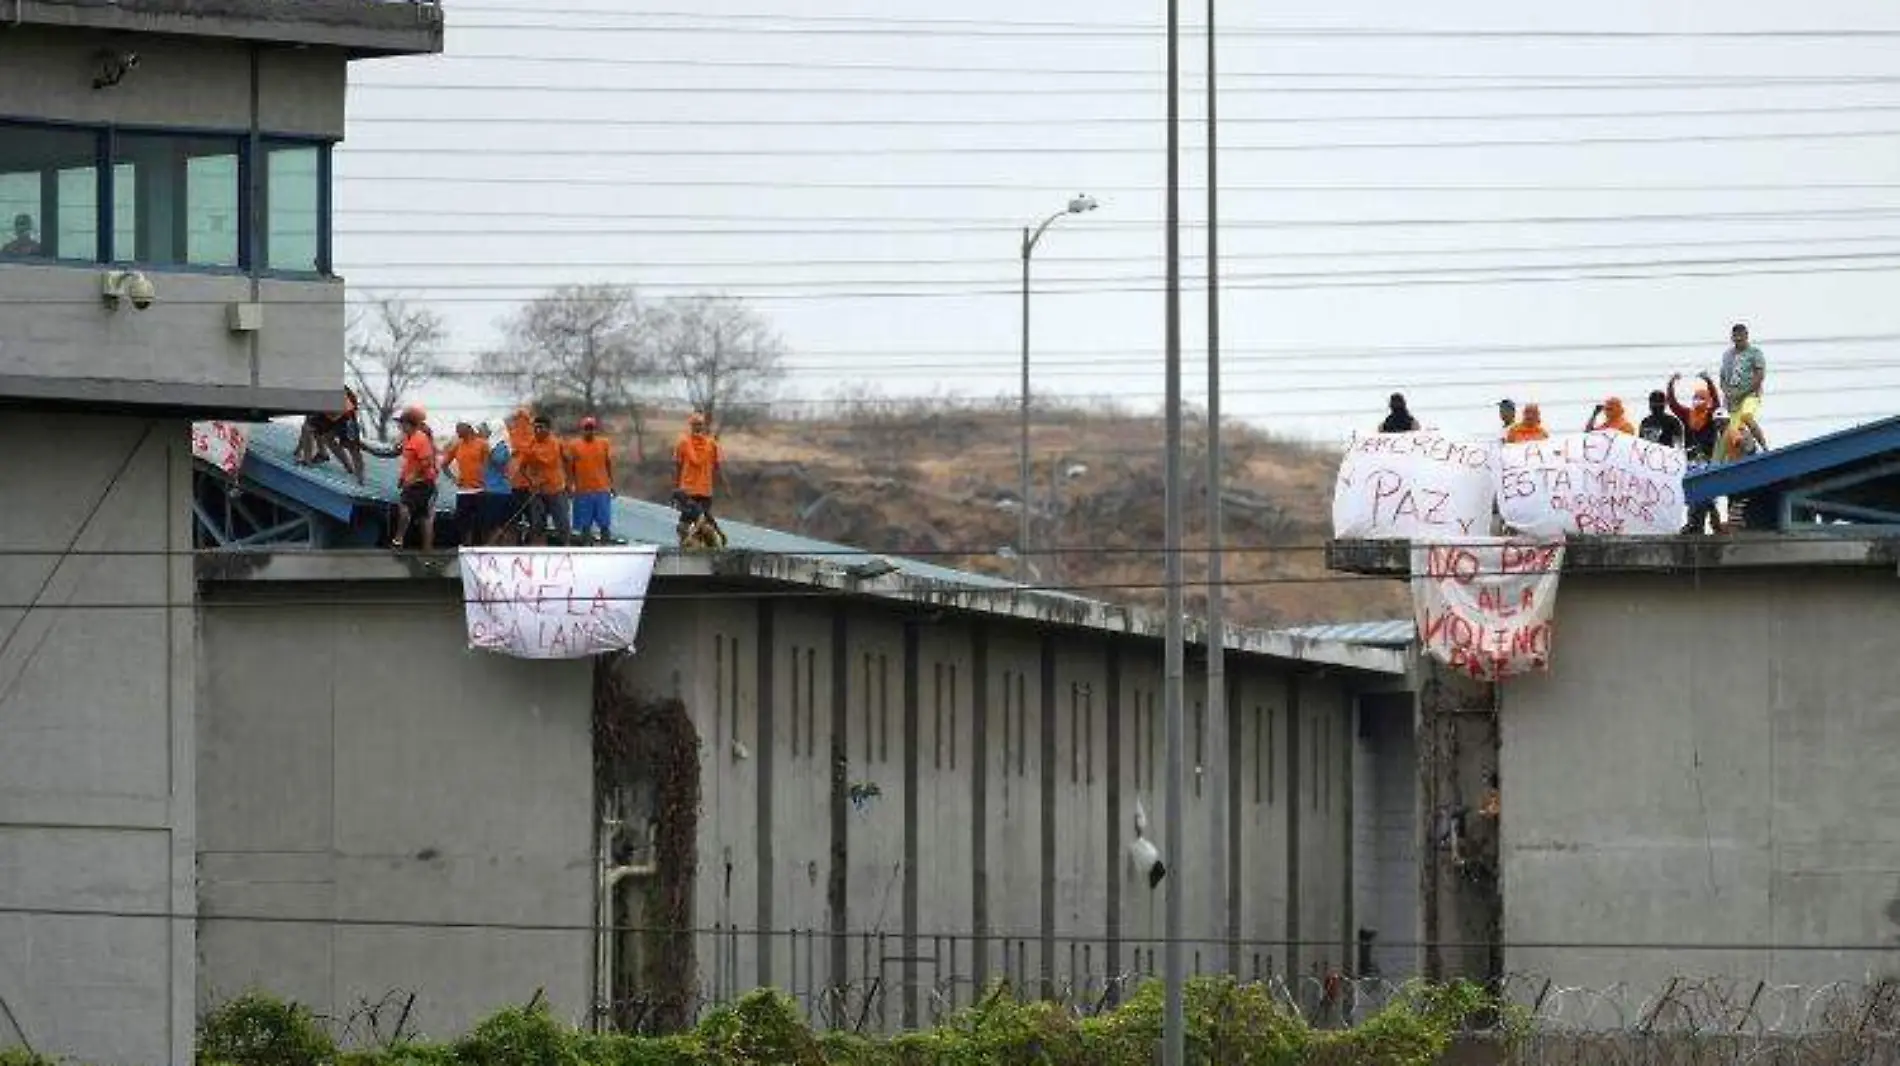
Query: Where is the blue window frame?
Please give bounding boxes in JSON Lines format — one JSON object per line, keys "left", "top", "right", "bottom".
{"left": 0, "top": 117, "right": 332, "bottom": 277}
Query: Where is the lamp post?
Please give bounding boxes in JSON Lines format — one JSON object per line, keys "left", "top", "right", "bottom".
{"left": 1162, "top": 0, "right": 1186, "bottom": 1059}
{"left": 1018, "top": 194, "right": 1099, "bottom": 582}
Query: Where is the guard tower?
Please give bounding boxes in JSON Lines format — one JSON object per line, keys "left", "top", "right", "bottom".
{"left": 0, "top": 4, "right": 441, "bottom": 1063}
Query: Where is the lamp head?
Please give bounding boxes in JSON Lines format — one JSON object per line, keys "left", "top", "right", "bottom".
{"left": 1068, "top": 194, "right": 1098, "bottom": 214}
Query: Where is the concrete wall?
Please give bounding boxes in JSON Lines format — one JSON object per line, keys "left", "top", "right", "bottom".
{"left": 0, "top": 412, "right": 195, "bottom": 1066}
{"left": 1354, "top": 693, "right": 1420, "bottom": 982}
{"left": 0, "top": 28, "right": 347, "bottom": 136}
{"left": 196, "top": 581, "right": 596, "bottom": 1035}
{"left": 0, "top": 25, "right": 347, "bottom": 414}
{"left": 1501, "top": 568, "right": 1900, "bottom": 994}
{"left": 613, "top": 595, "right": 1374, "bottom": 1031}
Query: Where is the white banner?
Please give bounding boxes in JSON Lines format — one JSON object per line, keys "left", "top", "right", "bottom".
{"left": 1331, "top": 432, "right": 1497, "bottom": 540}
{"left": 191, "top": 421, "right": 249, "bottom": 478}
{"left": 1411, "top": 539, "right": 1565, "bottom": 681}
{"left": 1495, "top": 432, "right": 1687, "bottom": 537}
{"left": 460, "top": 546, "right": 658, "bottom": 659}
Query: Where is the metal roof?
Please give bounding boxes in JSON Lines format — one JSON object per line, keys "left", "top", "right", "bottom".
{"left": 1275, "top": 620, "right": 1416, "bottom": 649}
{"left": 1685, "top": 414, "right": 1900, "bottom": 530}
{"left": 238, "top": 419, "right": 1046, "bottom": 593}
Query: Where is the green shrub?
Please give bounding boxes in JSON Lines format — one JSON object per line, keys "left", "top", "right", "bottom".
{"left": 452, "top": 1002, "right": 584, "bottom": 1066}
{"left": 0, "top": 1049, "right": 67, "bottom": 1066}
{"left": 189, "top": 977, "right": 1513, "bottom": 1066}
{"left": 198, "top": 993, "right": 338, "bottom": 1066}
{"left": 693, "top": 989, "right": 826, "bottom": 1065}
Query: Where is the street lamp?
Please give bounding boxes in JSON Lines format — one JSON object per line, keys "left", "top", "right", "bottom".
{"left": 1018, "top": 193, "right": 1099, "bottom": 582}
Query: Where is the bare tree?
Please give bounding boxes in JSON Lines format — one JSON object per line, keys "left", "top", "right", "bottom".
{"left": 346, "top": 294, "right": 448, "bottom": 442}
{"left": 646, "top": 294, "right": 787, "bottom": 428}
{"left": 481, "top": 284, "right": 657, "bottom": 421}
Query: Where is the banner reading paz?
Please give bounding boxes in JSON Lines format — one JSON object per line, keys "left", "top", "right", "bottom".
{"left": 460, "top": 546, "right": 658, "bottom": 660}
{"left": 1411, "top": 538, "right": 1565, "bottom": 681}
{"left": 1331, "top": 431, "right": 1497, "bottom": 540}
{"left": 1495, "top": 432, "right": 1687, "bottom": 537}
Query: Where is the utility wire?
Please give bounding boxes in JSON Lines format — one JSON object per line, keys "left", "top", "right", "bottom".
{"left": 330, "top": 209, "right": 1900, "bottom": 234}
{"left": 347, "top": 236, "right": 1900, "bottom": 272}
{"left": 342, "top": 102, "right": 1900, "bottom": 127}
{"left": 341, "top": 329, "right": 1900, "bottom": 365}
{"left": 442, "top": 7, "right": 1900, "bottom": 40}
{"left": 26, "top": 529, "right": 1900, "bottom": 561}
{"left": 25, "top": 259, "right": 1900, "bottom": 303}
{"left": 329, "top": 176, "right": 1900, "bottom": 194}
{"left": 441, "top": 12, "right": 1900, "bottom": 42}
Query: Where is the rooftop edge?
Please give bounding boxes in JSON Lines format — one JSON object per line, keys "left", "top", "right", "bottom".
{"left": 14, "top": 0, "right": 444, "bottom": 56}
{"left": 196, "top": 548, "right": 1410, "bottom": 677}
{"left": 1326, "top": 533, "right": 1900, "bottom": 577}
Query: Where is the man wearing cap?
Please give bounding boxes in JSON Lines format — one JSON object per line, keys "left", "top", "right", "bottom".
{"left": 389, "top": 406, "right": 439, "bottom": 551}
{"left": 1496, "top": 399, "right": 1517, "bottom": 437}
{"left": 566, "top": 416, "right": 616, "bottom": 545}
{"left": 516, "top": 414, "right": 572, "bottom": 545}
{"left": 673, "top": 411, "right": 725, "bottom": 542}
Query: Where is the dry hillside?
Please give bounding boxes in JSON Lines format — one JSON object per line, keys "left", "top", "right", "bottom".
{"left": 624, "top": 400, "right": 1406, "bottom": 629}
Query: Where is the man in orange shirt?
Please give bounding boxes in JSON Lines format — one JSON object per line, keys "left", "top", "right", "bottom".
{"left": 389, "top": 406, "right": 439, "bottom": 551}
{"left": 502, "top": 406, "right": 536, "bottom": 541}
{"left": 566, "top": 416, "right": 616, "bottom": 545}
{"left": 443, "top": 421, "right": 492, "bottom": 546}
{"left": 1584, "top": 396, "right": 1636, "bottom": 436}
{"left": 516, "top": 414, "right": 572, "bottom": 545}
{"left": 673, "top": 411, "right": 726, "bottom": 545}
{"left": 1504, "top": 403, "right": 1549, "bottom": 444}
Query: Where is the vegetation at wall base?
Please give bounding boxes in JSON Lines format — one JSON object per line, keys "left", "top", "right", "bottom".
{"left": 154, "top": 978, "right": 1522, "bottom": 1066}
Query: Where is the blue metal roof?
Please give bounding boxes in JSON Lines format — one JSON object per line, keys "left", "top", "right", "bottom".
{"left": 1686, "top": 415, "right": 1900, "bottom": 505}
{"left": 235, "top": 420, "right": 1029, "bottom": 591}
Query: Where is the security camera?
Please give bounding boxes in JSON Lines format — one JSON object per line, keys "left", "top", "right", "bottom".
{"left": 102, "top": 270, "right": 157, "bottom": 311}
{"left": 126, "top": 272, "right": 155, "bottom": 310}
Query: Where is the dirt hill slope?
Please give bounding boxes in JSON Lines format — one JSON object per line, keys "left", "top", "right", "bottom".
{"left": 627, "top": 400, "right": 1405, "bottom": 629}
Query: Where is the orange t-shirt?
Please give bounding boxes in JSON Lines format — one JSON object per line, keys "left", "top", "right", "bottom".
{"left": 399, "top": 428, "right": 438, "bottom": 485}
{"left": 567, "top": 436, "right": 614, "bottom": 495}
{"left": 1504, "top": 423, "right": 1548, "bottom": 444}
{"left": 674, "top": 433, "right": 722, "bottom": 497}
{"left": 516, "top": 436, "right": 567, "bottom": 493}
{"left": 505, "top": 415, "right": 535, "bottom": 489}
{"left": 447, "top": 437, "right": 489, "bottom": 491}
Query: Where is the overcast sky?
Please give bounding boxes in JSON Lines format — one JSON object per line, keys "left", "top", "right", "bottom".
{"left": 333, "top": 0, "right": 1900, "bottom": 445}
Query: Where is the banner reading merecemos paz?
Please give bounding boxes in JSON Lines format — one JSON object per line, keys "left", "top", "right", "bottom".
{"left": 1411, "top": 538, "right": 1565, "bottom": 681}
{"left": 1495, "top": 432, "right": 1687, "bottom": 537}
{"left": 459, "top": 546, "right": 658, "bottom": 659}
{"left": 1331, "top": 431, "right": 1497, "bottom": 540}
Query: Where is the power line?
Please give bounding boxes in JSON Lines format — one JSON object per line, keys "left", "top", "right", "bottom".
{"left": 332, "top": 207, "right": 1900, "bottom": 234}
{"left": 25, "top": 259, "right": 1900, "bottom": 306}
{"left": 329, "top": 175, "right": 1900, "bottom": 194}
{"left": 346, "top": 77, "right": 1900, "bottom": 97}
{"left": 330, "top": 329, "right": 1900, "bottom": 364}
{"left": 453, "top": 376, "right": 1900, "bottom": 406}
{"left": 275, "top": 248, "right": 1900, "bottom": 285}
{"left": 342, "top": 102, "right": 1900, "bottom": 129}
{"left": 443, "top": 11, "right": 1900, "bottom": 41}
{"left": 345, "top": 235, "right": 1900, "bottom": 271}
{"left": 27, "top": 529, "right": 1900, "bottom": 561}
{"left": 411, "top": 360, "right": 1900, "bottom": 394}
